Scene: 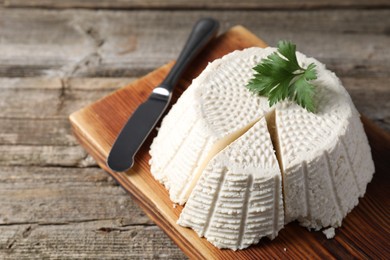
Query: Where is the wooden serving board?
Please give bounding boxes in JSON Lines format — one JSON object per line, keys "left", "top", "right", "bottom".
{"left": 69, "top": 26, "right": 390, "bottom": 259}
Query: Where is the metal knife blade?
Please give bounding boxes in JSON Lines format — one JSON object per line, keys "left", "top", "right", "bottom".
{"left": 107, "top": 18, "right": 219, "bottom": 172}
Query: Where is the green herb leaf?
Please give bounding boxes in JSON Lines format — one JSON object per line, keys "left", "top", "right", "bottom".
{"left": 246, "top": 41, "right": 317, "bottom": 113}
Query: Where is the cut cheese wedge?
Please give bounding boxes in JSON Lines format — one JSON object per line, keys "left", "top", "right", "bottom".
{"left": 274, "top": 64, "right": 375, "bottom": 229}
{"left": 149, "top": 48, "right": 274, "bottom": 204}
{"left": 178, "top": 118, "right": 284, "bottom": 250}
{"left": 149, "top": 47, "right": 375, "bottom": 250}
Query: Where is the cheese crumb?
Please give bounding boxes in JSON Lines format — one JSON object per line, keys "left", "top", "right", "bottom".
{"left": 322, "top": 227, "right": 335, "bottom": 239}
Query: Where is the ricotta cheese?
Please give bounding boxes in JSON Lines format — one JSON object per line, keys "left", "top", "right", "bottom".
{"left": 322, "top": 227, "right": 336, "bottom": 239}
{"left": 275, "top": 59, "right": 375, "bottom": 229}
{"left": 149, "top": 47, "right": 375, "bottom": 250}
{"left": 149, "top": 48, "right": 274, "bottom": 205}
{"left": 178, "top": 118, "right": 284, "bottom": 250}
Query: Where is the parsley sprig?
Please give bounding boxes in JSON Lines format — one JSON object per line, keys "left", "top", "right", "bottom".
{"left": 246, "top": 41, "right": 317, "bottom": 113}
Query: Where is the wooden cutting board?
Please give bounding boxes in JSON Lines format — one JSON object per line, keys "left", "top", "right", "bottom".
{"left": 69, "top": 26, "right": 390, "bottom": 259}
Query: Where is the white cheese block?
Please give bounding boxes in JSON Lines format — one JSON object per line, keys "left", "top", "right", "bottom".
{"left": 275, "top": 57, "right": 375, "bottom": 229}
{"left": 149, "top": 48, "right": 274, "bottom": 204}
{"left": 149, "top": 46, "right": 375, "bottom": 249}
{"left": 178, "top": 118, "right": 284, "bottom": 250}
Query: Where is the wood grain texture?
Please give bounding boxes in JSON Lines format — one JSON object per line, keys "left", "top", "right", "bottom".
{"left": 69, "top": 26, "right": 390, "bottom": 259}
{"left": 0, "top": 166, "right": 150, "bottom": 225}
{"left": 3, "top": 0, "right": 390, "bottom": 9}
{"left": 0, "top": 9, "right": 389, "bottom": 78}
{"left": 0, "top": 166, "right": 186, "bottom": 259}
{"left": 0, "top": 222, "right": 185, "bottom": 259}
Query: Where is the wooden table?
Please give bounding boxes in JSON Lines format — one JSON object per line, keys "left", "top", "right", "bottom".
{"left": 0, "top": 1, "right": 389, "bottom": 259}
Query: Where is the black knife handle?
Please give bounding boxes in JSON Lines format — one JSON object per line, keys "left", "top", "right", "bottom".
{"left": 160, "top": 18, "right": 219, "bottom": 91}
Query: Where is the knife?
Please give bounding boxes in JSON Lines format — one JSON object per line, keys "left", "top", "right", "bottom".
{"left": 107, "top": 18, "right": 219, "bottom": 172}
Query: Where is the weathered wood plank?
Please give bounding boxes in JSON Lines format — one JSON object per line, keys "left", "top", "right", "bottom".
{"left": 342, "top": 77, "right": 390, "bottom": 132}
{"left": 0, "top": 77, "right": 62, "bottom": 89}
{"left": 0, "top": 130, "right": 184, "bottom": 258}
{"left": 0, "top": 88, "right": 62, "bottom": 119}
{"left": 0, "top": 222, "right": 186, "bottom": 259}
{"left": 3, "top": 0, "right": 390, "bottom": 10}
{"left": 0, "top": 78, "right": 134, "bottom": 119}
{"left": 0, "top": 118, "right": 76, "bottom": 146}
{"left": 0, "top": 166, "right": 152, "bottom": 225}
{"left": 0, "top": 84, "right": 113, "bottom": 119}
{"left": 0, "top": 77, "right": 135, "bottom": 90}
{"left": 0, "top": 145, "right": 94, "bottom": 167}
{"left": 0, "top": 77, "right": 136, "bottom": 145}
{"left": 0, "top": 166, "right": 185, "bottom": 259}
{"left": 0, "top": 9, "right": 389, "bottom": 77}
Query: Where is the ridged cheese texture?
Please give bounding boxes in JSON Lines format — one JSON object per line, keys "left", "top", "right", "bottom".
{"left": 178, "top": 118, "right": 284, "bottom": 250}
{"left": 149, "top": 48, "right": 273, "bottom": 205}
{"left": 149, "top": 47, "right": 375, "bottom": 250}
{"left": 275, "top": 60, "right": 375, "bottom": 228}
